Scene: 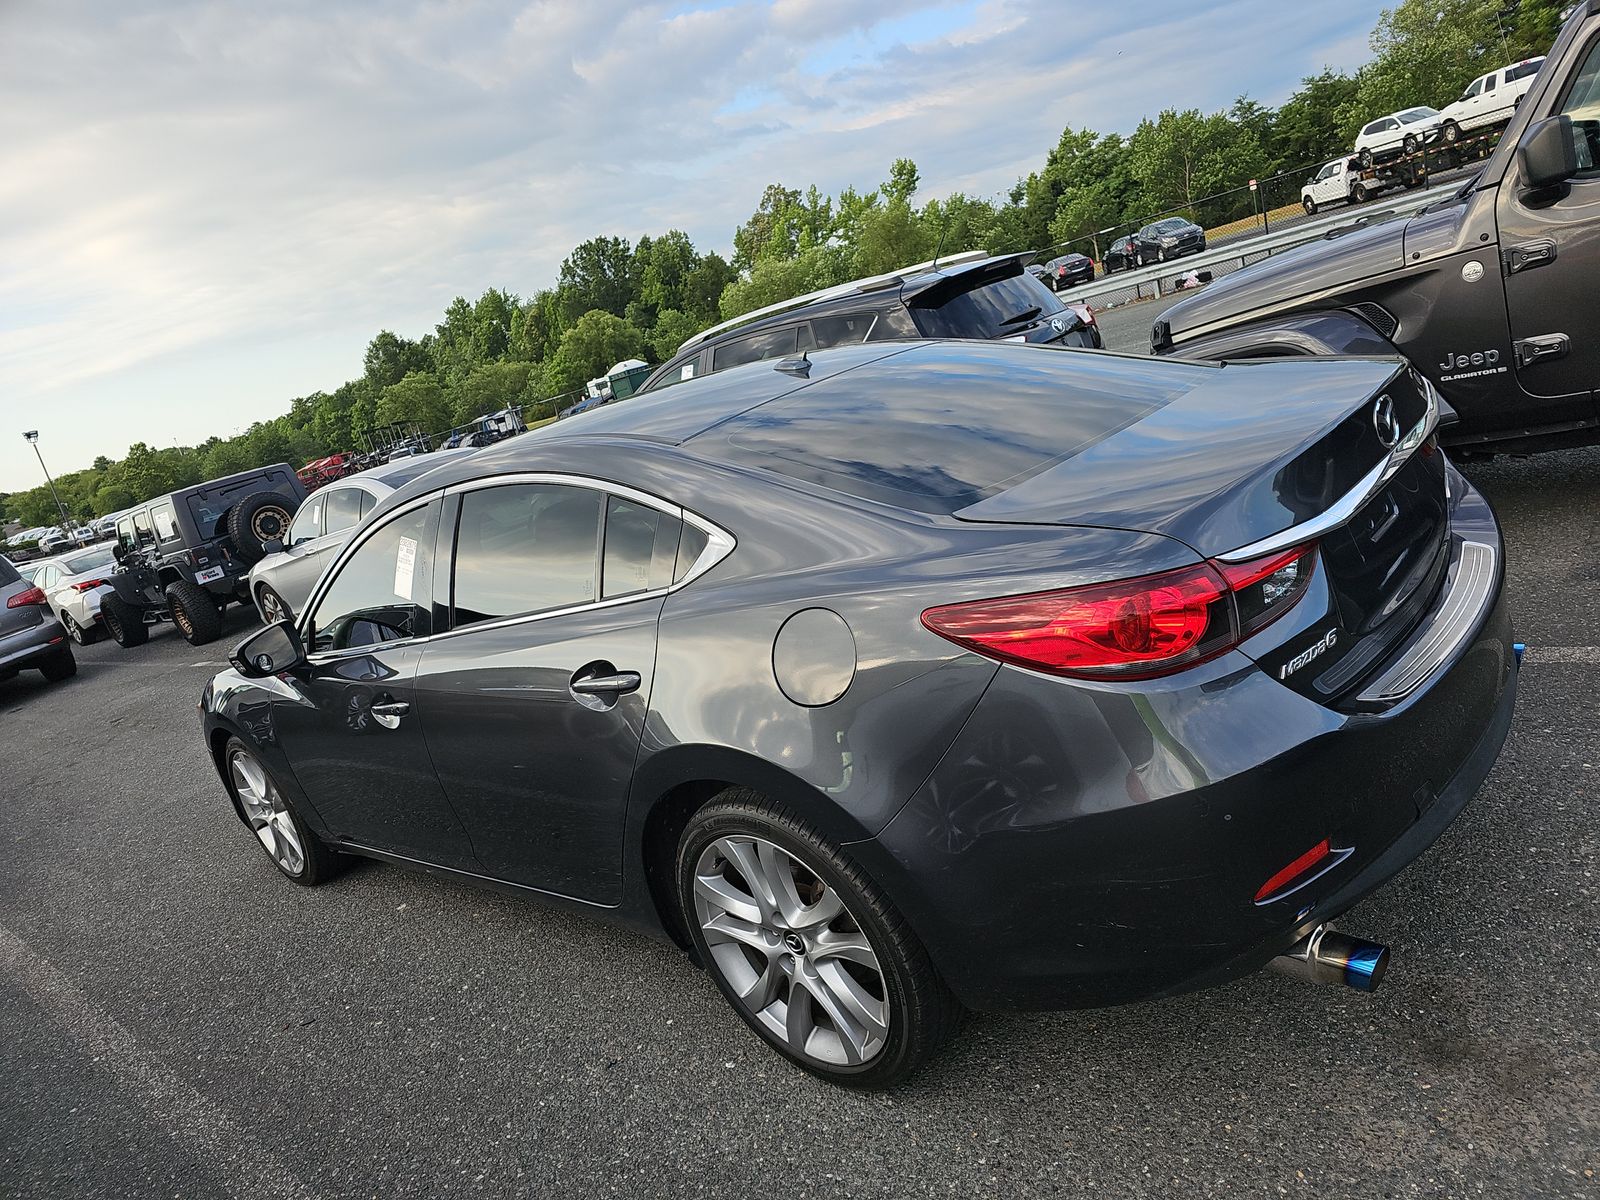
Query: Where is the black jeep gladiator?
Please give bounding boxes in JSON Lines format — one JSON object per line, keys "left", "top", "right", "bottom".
{"left": 1153, "top": 1, "right": 1600, "bottom": 457}
{"left": 102, "top": 464, "right": 305, "bottom": 648}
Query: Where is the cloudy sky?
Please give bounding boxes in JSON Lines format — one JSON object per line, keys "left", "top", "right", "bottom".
{"left": 0, "top": 0, "right": 1388, "bottom": 494}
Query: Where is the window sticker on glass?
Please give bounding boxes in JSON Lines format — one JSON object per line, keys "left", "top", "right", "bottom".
{"left": 154, "top": 510, "right": 176, "bottom": 540}
{"left": 394, "top": 536, "right": 418, "bottom": 599}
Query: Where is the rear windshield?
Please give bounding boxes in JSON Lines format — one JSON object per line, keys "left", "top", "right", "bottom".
{"left": 185, "top": 468, "right": 294, "bottom": 537}
{"left": 1505, "top": 59, "right": 1543, "bottom": 83}
{"left": 909, "top": 272, "right": 1065, "bottom": 340}
{"left": 701, "top": 344, "right": 1189, "bottom": 514}
{"left": 62, "top": 546, "right": 117, "bottom": 574}
{"left": 0, "top": 556, "right": 19, "bottom": 585}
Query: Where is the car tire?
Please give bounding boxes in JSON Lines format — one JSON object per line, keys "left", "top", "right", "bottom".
{"left": 165, "top": 578, "right": 224, "bottom": 646}
{"left": 1157, "top": 248, "right": 1168, "bottom": 263}
{"left": 256, "top": 583, "right": 293, "bottom": 627}
{"left": 227, "top": 492, "right": 298, "bottom": 565}
{"left": 100, "top": 594, "right": 149, "bottom": 648}
{"left": 676, "top": 789, "right": 962, "bottom": 1089}
{"left": 1441, "top": 120, "right": 1460, "bottom": 145}
{"left": 39, "top": 645, "right": 76, "bottom": 682}
{"left": 223, "top": 738, "right": 337, "bottom": 886}
{"left": 1403, "top": 133, "right": 1419, "bottom": 155}
{"left": 62, "top": 612, "right": 98, "bottom": 645}
{"left": 1358, "top": 148, "right": 1373, "bottom": 171}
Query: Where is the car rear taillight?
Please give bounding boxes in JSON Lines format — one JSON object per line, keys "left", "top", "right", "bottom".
{"left": 7, "top": 586, "right": 46, "bottom": 608}
{"left": 1066, "top": 302, "right": 1095, "bottom": 326}
{"left": 70, "top": 579, "right": 105, "bottom": 593}
{"left": 921, "top": 544, "right": 1317, "bottom": 681}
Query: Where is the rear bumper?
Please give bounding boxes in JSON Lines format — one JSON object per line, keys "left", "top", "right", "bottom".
{"left": 0, "top": 615, "right": 70, "bottom": 676}
{"left": 864, "top": 479, "right": 1514, "bottom": 1012}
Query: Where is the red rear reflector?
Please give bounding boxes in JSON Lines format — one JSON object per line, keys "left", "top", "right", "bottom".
{"left": 1254, "top": 839, "right": 1331, "bottom": 903}
{"left": 7, "top": 586, "right": 46, "bottom": 608}
{"left": 921, "top": 563, "right": 1231, "bottom": 680}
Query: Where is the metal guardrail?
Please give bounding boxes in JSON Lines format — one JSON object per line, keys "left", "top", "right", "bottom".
{"left": 1062, "top": 176, "right": 1466, "bottom": 313}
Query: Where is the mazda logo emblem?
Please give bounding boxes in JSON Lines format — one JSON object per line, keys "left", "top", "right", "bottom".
{"left": 1372, "top": 395, "right": 1401, "bottom": 449}
{"left": 783, "top": 932, "right": 806, "bottom": 956}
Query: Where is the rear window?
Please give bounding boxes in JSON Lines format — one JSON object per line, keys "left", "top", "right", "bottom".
{"left": 712, "top": 327, "right": 799, "bottom": 371}
{"left": 909, "top": 272, "right": 1065, "bottom": 340}
{"left": 1505, "top": 59, "right": 1543, "bottom": 83}
{"left": 701, "top": 344, "right": 1186, "bottom": 513}
{"left": 0, "top": 556, "right": 19, "bottom": 585}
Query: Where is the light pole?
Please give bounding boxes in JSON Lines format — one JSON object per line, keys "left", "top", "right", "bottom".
{"left": 22, "top": 431, "right": 71, "bottom": 529}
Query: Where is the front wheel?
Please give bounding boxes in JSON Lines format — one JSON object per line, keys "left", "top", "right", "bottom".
{"left": 1441, "top": 120, "right": 1460, "bottom": 145}
{"left": 224, "top": 739, "right": 336, "bottom": 885}
{"left": 1403, "top": 133, "right": 1419, "bottom": 155}
{"left": 39, "top": 645, "right": 76, "bottom": 682}
{"left": 1358, "top": 148, "right": 1373, "bottom": 171}
{"left": 256, "top": 584, "right": 292, "bottom": 627}
{"left": 676, "top": 790, "right": 962, "bottom": 1089}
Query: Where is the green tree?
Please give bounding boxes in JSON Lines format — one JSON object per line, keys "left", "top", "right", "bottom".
{"left": 377, "top": 372, "right": 452, "bottom": 433}
{"left": 648, "top": 309, "right": 700, "bottom": 362}
{"left": 556, "top": 237, "right": 636, "bottom": 325}
{"left": 543, "top": 311, "right": 648, "bottom": 397}
{"left": 450, "top": 361, "right": 533, "bottom": 425}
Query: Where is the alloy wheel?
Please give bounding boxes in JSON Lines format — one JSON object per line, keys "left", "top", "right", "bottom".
{"left": 65, "top": 615, "right": 86, "bottom": 645}
{"left": 229, "top": 749, "right": 306, "bottom": 877}
{"left": 692, "top": 835, "right": 889, "bottom": 1067}
{"left": 259, "top": 587, "right": 285, "bottom": 625}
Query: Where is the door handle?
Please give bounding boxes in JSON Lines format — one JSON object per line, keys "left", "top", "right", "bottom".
{"left": 1503, "top": 239, "right": 1556, "bottom": 274}
{"left": 370, "top": 698, "right": 410, "bottom": 730}
{"left": 1514, "top": 333, "right": 1569, "bottom": 368}
{"left": 570, "top": 672, "right": 641, "bottom": 697}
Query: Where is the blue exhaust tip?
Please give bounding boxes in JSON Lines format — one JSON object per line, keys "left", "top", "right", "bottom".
{"left": 1513, "top": 642, "right": 1526, "bottom": 665}
{"left": 1342, "top": 942, "right": 1390, "bottom": 992}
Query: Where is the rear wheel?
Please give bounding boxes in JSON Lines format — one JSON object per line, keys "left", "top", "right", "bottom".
{"left": 165, "top": 578, "right": 224, "bottom": 645}
{"left": 227, "top": 492, "right": 297, "bottom": 565}
{"left": 224, "top": 739, "right": 335, "bottom": 885}
{"left": 676, "top": 790, "right": 962, "bottom": 1089}
{"left": 39, "top": 645, "right": 76, "bottom": 682}
{"left": 1358, "top": 148, "right": 1373, "bottom": 171}
{"left": 63, "top": 613, "right": 98, "bottom": 645}
{"left": 100, "top": 594, "right": 149, "bottom": 648}
{"left": 1441, "top": 120, "right": 1460, "bottom": 144}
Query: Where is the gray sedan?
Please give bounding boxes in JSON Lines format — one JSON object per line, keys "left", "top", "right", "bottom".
{"left": 247, "top": 450, "right": 475, "bottom": 624}
{"left": 0, "top": 554, "right": 76, "bottom": 685}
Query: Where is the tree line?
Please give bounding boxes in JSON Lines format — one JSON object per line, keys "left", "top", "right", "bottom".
{"left": 2, "top": 0, "right": 1561, "bottom": 528}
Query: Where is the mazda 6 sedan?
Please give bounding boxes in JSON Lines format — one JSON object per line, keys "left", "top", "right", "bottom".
{"left": 202, "top": 340, "right": 1517, "bottom": 1088}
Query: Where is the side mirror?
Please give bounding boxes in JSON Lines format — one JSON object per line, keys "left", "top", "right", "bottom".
{"left": 1518, "top": 115, "right": 1577, "bottom": 191}
{"left": 112, "top": 542, "right": 128, "bottom": 563}
{"left": 263, "top": 537, "right": 285, "bottom": 556}
{"left": 229, "top": 620, "right": 306, "bottom": 678}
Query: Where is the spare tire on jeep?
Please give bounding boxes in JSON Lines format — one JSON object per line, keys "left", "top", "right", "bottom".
{"left": 227, "top": 492, "right": 298, "bottom": 564}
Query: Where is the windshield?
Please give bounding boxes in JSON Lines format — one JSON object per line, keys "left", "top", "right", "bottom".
{"left": 910, "top": 271, "right": 1065, "bottom": 339}
{"left": 1399, "top": 108, "right": 1438, "bottom": 122}
{"left": 62, "top": 546, "right": 117, "bottom": 575}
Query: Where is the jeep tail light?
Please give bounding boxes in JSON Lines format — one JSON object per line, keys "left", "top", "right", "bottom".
{"left": 7, "top": 585, "right": 46, "bottom": 608}
{"left": 921, "top": 544, "right": 1317, "bottom": 681}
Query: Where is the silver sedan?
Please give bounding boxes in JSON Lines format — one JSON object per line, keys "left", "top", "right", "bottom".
{"left": 247, "top": 449, "right": 475, "bottom": 624}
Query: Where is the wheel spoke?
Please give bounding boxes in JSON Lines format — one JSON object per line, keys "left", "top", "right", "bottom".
{"left": 702, "top": 911, "right": 771, "bottom": 955}
{"left": 693, "top": 868, "right": 763, "bottom": 926}
{"left": 784, "top": 973, "right": 815, "bottom": 1054}
{"left": 815, "top": 960, "right": 889, "bottom": 1046}
{"left": 792, "top": 884, "right": 844, "bottom": 932}
{"left": 799, "top": 967, "right": 872, "bottom": 1065}
{"left": 755, "top": 841, "right": 808, "bottom": 927}
{"left": 272, "top": 812, "right": 304, "bottom": 872}
{"left": 811, "top": 926, "right": 877, "bottom": 969}
{"left": 738, "top": 954, "right": 785, "bottom": 1012}
{"left": 718, "top": 838, "right": 778, "bottom": 923}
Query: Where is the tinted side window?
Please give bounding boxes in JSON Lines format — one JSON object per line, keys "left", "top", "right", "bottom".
{"left": 116, "top": 519, "right": 136, "bottom": 552}
{"left": 323, "top": 488, "right": 364, "bottom": 534}
{"left": 809, "top": 313, "right": 877, "bottom": 350}
{"left": 359, "top": 491, "right": 376, "bottom": 519}
{"left": 712, "top": 327, "right": 798, "bottom": 371}
{"left": 602, "top": 497, "right": 681, "bottom": 600}
{"left": 308, "top": 501, "right": 439, "bottom": 653}
{"left": 1556, "top": 38, "right": 1600, "bottom": 175}
{"left": 868, "top": 308, "right": 917, "bottom": 341}
{"left": 1483, "top": 74, "right": 1497, "bottom": 92}
{"left": 452, "top": 484, "right": 601, "bottom": 627}
{"left": 132, "top": 512, "right": 156, "bottom": 547}
{"left": 674, "top": 525, "right": 710, "bottom": 582}
{"left": 1505, "top": 59, "right": 1542, "bottom": 83}
{"left": 0, "top": 556, "right": 21, "bottom": 585}
{"left": 150, "top": 502, "right": 181, "bottom": 545}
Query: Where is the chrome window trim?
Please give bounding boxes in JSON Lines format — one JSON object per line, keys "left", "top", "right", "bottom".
{"left": 300, "top": 472, "right": 736, "bottom": 661}
{"left": 1216, "top": 377, "right": 1440, "bottom": 564}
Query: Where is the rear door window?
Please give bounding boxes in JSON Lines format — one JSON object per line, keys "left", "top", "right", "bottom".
{"left": 323, "top": 488, "right": 365, "bottom": 535}
{"left": 712, "top": 327, "right": 799, "bottom": 372}
{"left": 601, "top": 497, "right": 681, "bottom": 600}
{"left": 451, "top": 484, "right": 602, "bottom": 627}
{"left": 808, "top": 313, "right": 877, "bottom": 350}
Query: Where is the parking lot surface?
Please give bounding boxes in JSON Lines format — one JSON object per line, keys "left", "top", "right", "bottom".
{"left": 3, "top": 444, "right": 1599, "bottom": 1199}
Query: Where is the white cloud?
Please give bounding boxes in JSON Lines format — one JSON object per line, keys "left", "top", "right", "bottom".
{"left": 0, "top": 0, "right": 1386, "bottom": 489}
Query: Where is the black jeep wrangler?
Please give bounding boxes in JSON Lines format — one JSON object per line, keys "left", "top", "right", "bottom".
{"left": 102, "top": 465, "right": 306, "bottom": 648}
{"left": 1153, "top": 1, "right": 1600, "bottom": 457}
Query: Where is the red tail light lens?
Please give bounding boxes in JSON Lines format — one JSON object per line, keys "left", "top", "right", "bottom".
{"left": 7, "top": 586, "right": 46, "bottom": 608}
{"left": 922, "top": 543, "right": 1318, "bottom": 681}
{"left": 70, "top": 579, "right": 105, "bottom": 593}
{"left": 1066, "top": 302, "right": 1095, "bottom": 326}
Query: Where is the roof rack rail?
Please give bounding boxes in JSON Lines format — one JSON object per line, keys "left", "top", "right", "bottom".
{"left": 676, "top": 248, "right": 993, "bottom": 354}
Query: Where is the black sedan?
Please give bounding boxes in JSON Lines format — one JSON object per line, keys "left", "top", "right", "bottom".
{"left": 1043, "top": 253, "right": 1095, "bottom": 289}
{"left": 203, "top": 340, "right": 1516, "bottom": 1088}
{"left": 1132, "top": 216, "right": 1207, "bottom": 265}
{"left": 1102, "top": 235, "right": 1138, "bottom": 274}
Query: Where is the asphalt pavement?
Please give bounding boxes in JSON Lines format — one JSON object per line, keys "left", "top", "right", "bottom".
{"left": 3, "top": 444, "right": 1599, "bottom": 1198}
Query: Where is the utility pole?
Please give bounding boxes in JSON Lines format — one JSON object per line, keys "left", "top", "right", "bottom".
{"left": 22, "top": 431, "right": 71, "bottom": 528}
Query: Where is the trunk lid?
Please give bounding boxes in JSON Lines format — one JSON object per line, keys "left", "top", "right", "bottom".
{"left": 955, "top": 355, "right": 1448, "bottom": 698}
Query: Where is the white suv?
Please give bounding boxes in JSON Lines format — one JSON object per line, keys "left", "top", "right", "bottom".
{"left": 1436, "top": 58, "right": 1546, "bottom": 144}
{"left": 1353, "top": 107, "right": 1441, "bottom": 167}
